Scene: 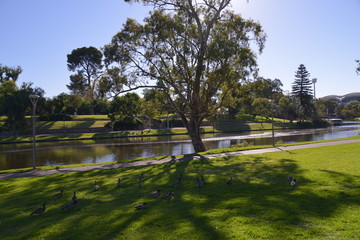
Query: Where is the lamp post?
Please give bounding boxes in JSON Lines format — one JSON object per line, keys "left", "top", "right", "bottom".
{"left": 269, "top": 100, "right": 275, "bottom": 147}
{"left": 29, "top": 94, "right": 40, "bottom": 169}
{"left": 312, "top": 78, "right": 317, "bottom": 99}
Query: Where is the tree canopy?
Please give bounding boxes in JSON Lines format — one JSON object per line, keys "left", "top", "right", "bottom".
{"left": 67, "top": 46, "right": 104, "bottom": 99}
{"left": 105, "top": 0, "right": 266, "bottom": 152}
{"left": 0, "top": 65, "right": 22, "bottom": 82}
{"left": 292, "top": 64, "right": 314, "bottom": 121}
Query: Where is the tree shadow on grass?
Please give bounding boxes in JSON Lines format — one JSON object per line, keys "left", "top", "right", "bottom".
{"left": 1, "top": 154, "right": 360, "bottom": 239}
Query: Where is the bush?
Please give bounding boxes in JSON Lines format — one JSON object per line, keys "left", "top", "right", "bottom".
{"left": 39, "top": 114, "right": 72, "bottom": 121}
{"left": 312, "top": 119, "right": 330, "bottom": 127}
{"left": 168, "top": 119, "right": 184, "bottom": 128}
{"left": 295, "top": 119, "right": 330, "bottom": 128}
{"left": 112, "top": 117, "right": 143, "bottom": 131}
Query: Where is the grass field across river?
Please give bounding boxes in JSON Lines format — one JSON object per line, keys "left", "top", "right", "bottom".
{"left": 0, "top": 141, "right": 359, "bottom": 239}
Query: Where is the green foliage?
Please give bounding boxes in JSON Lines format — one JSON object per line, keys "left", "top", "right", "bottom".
{"left": 278, "top": 96, "right": 296, "bottom": 122}
{"left": 295, "top": 119, "right": 329, "bottom": 128}
{"left": 110, "top": 93, "right": 140, "bottom": 117}
{"left": 110, "top": 116, "right": 143, "bottom": 131}
{"left": 252, "top": 98, "right": 272, "bottom": 119}
{"left": 67, "top": 46, "right": 104, "bottom": 99}
{"left": 340, "top": 101, "right": 360, "bottom": 119}
{"left": 0, "top": 64, "right": 22, "bottom": 82}
{"left": 292, "top": 64, "right": 314, "bottom": 120}
{"left": 105, "top": 1, "right": 266, "bottom": 152}
{"left": 0, "top": 82, "right": 43, "bottom": 131}
{"left": 227, "top": 77, "right": 283, "bottom": 117}
{"left": 107, "top": 93, "right": 141, "bottom": 131}
{"left": 168, "top": 119, "right": 185, "bottom": 128}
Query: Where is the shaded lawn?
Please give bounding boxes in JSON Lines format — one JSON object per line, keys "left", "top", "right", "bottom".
{"left": 1, "top": 143, "right": 360, "bottom": 239}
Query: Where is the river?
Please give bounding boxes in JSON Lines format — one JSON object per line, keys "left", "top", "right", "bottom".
{"left": 0, "top": 122, "right": 359, "bottom": 170}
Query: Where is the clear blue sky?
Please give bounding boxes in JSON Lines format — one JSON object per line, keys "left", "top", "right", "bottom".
{"left": 1, "top": 0, "right": 360, "bottom": 98}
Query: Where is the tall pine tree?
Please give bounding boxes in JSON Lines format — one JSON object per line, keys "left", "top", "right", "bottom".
{"left": 292, "top": 64, "right": 314, "bottom": 121}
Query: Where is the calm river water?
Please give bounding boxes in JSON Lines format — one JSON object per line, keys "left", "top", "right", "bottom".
{"left": 1, "top": 122, "right": 359, "bottom": 170}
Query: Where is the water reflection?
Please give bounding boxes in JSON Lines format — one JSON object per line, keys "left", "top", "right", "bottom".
{"left": 0, "top": 122, "right": 359, "bottom": 170}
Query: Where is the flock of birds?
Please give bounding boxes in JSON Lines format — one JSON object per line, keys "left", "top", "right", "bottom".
{"left": 30, "top": 173, "right": 298, "bottom": 215}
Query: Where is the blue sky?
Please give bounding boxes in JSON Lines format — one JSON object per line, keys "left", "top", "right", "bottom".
{"left": 1, "top": 0, "right": 360, "bottom": 98}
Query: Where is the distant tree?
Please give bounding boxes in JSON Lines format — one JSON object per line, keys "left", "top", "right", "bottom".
{"left": 50, "top": 93, "right": 69, "bottom": 114}
{"left": 67, "top": 46, "right": 104, "bottom": 100}
{"left": 110, "top": 93, "right": 140, "bottom": 118}
{"left": 0, "top": 79, "right": 17, "bottom": 95}
{"left": 63, "top": 95, "right": 83, "bottom": 115}
{"left": 313, "top": 99, "right": 327, "bottom": 118}
{"left": 340, "top": 102, "right": 360, "bottom": 119}
{"left": 142, "top": 88, "right": 174, "bottom": 115}
{"left": 104, "top": 0, "right": 266, "bottom": 152}
{"left": 292, "top": 64, "right": 314, "bottom": 121}
{"left": 227, "top": 78, "right": 283, "bottom": 117}
{"left": 278, "top": 96, "right": 296, "bottom": 122}
{"left": 109, "top": 93, "right": 141, "bottom": 130}
{"left": 321, "top": 99, "right": 338, "bottom": 117}
{"left": 252, "top": 98, "right": 272, "bottom": 119}
{"left": 0, "top": 82, "right": 44, "bottom": 132}
{"left": 92, "top": 98, "right": 110, "bottom": 115}
{"left": 0, "top": 65, "right": 22, "bottom": 82}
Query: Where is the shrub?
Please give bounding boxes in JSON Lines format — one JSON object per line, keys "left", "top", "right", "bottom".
{"left": 39, "top": 114, "right": 72, "bottom": 121}
{"left": 112, "top": 117, "right": 143, "bottom": 131}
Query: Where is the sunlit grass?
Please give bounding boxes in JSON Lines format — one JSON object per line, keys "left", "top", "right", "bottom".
{"left": 36, "top": 120, "right": 110, "bottom": 130}
{"left": 1, "top": 142, "right": 360, "bottom": 239}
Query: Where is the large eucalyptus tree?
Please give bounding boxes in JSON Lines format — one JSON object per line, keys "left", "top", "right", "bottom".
{"left": 104, "top": 0, "right": 266, "bottom": 152}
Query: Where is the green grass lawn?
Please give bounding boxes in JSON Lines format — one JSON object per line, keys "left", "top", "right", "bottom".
{"left": 1, "top": 142, "right": 360, "bottom": 239}
{"left": 36, "top": 120, "right": 110, "bottom": 130}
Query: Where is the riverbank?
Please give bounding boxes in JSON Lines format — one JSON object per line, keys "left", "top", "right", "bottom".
{"left": 0, "top": 119, "right": 324, "bottom": 144}
{"left": 2, "top": 138, "right": 360, "bottom": 180}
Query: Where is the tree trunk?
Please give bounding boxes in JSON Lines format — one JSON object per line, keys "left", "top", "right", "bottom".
{"left": 186, "top": 116, "right": 206, "bottom": 153}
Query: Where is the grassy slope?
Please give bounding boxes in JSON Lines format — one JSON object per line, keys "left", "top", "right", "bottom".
{"left": 1, "top": 143, "right": 360, "bottom": 239}
{"left": 0, "top": 121, "right": 290, "bottom": 144}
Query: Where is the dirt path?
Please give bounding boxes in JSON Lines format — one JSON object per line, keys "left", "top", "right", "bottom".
{"left": 1, "top": 138, "right": 359, "bottom": 180}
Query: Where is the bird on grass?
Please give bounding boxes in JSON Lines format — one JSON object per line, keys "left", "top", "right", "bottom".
{"left": 93, "top": 181, "right": 100, "bottom": 191}
{"left": 149, "top": 189, "right": 161, "bottom": 198}
{"left": 200, "top": 175, "right": 206, "bottom": 185}
{"left": 174, "top": 175, "right": 182, "bottom": 187}
{"left": 31, "top": 203, "right": 46, "bottom": 216}
{"left": 196, "top": 178, "right": 203, "bottom": 188}
{"left": 52, "top": 190, "right": 64, "bottom": 199}
{"left": 138, "top": 178, "right": 143, "bottom": 188}
{"left": 72, "top": 192, "right": 78, "bottom": 203}
{"left": 134, "top": 203, "right": 148, "bottom": 210}
{"left": 162, "top": 191, "right": 175, "bottom": 201}
{"left": 226, "top": 177, "right": 233, "bottom": 185}
{"left": 136, "top": 173, "right": 144, "bottom": 180}
{"left": 291, "top": 178, "right": 297, "bottom": 187}
{"left": 117, "top": 178, "right": 122, "bottom": 187}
